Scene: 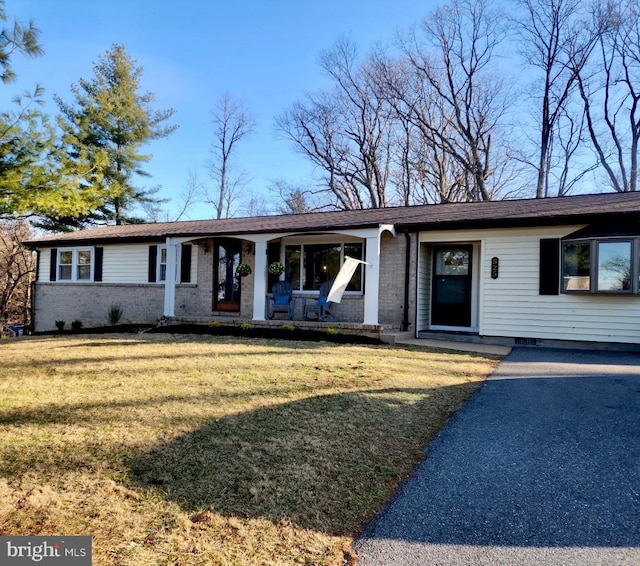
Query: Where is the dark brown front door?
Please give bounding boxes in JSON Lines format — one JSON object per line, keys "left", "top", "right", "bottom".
{"left": 431, "top": 245, "right": 472, "bottom": 327}
{"left": 214, "top": 239, "right": 242, "bottom": 311}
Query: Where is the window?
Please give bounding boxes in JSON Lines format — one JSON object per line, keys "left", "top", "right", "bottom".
{"left": 284, "top": 240, "right": 364, "bottom": 292}
{"left": 562, "top": 238, "right": 636, "bottom": 294}
{"left": 598, "top": 241, "right": 631, "bottom": 291}
{"left": 77, "top": 250, "right": 92, "bottom": 280}
{"left": 58, "top": 250, "right": 73, "bottom": 281}
{"left": 57, "top": 248, "right": 94, "bottom": 282}
{"left": 158, "top": 246, "right": 167, "bottom": 282}
{"left": 563, "top": 242, "right": 591, "bottom": 291}
{"left": 148, "top": 244, "right": 193, "bottom": 284}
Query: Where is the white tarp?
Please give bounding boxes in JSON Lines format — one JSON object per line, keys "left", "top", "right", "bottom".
{"left": 327, "top": 256, "right": 368, "bottom": 304}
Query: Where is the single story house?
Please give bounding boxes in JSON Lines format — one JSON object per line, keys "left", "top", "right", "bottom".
{"left": 25, "top": 191, "right": 640, "bottom": 346}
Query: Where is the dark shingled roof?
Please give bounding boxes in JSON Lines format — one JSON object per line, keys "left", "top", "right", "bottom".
{"left": 25, "top": 191, "right": 640, "bottom": 247}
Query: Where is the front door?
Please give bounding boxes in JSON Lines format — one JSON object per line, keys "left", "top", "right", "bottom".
{"left": 214, "top": 239, "right": 242, "bottom": 311}
{"left": 431, "top": 245, "right": 473, "bottom": 327}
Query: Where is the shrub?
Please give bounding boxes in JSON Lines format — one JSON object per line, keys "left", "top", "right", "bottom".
{"left": 325, "top": 327, "right": 338, "bottom": 336}
{"left": 55, "top": 320, "right": 66, "bottom": 332}
{"left": 107, "top": 305, "right": 123, "bottom": 326}
{"left": 240, "top": 322, "right": 252, "bottom": 331}
{"left": 71, "top": 320, "right": 83, "bottom": 331}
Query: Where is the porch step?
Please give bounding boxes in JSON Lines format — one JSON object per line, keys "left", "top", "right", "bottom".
{"left": 382, "top": 330, "right": 512, "bottom": 355}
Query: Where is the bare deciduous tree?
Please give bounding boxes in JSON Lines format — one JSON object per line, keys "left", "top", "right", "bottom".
{"left": 512, "top": 0, "right": 595, "bottom": 197}
{"left": 396, "top": 0, "right": 512, "bottom": 201}
{"left": 377, "top": 54, "right": 476, "bottom": 204}
{"left": 269, "top": 179, "right": 324, "bottom": 214}
{"left": 575, "top": 0, "right": 640, "bottom": 192}
{"left": 206, "top": 92, "right": 256, "bottom": 218}
{"left": 277, "top": 38, "right": 394, "bottom": 209}
{"left": 141, "top": 170, "right": 201, "bottom": 222}
{"left": 0, "top": 220, "right": 34, "bottom": 325}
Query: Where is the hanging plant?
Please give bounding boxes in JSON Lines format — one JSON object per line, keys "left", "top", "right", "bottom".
{"left": 268, "top": 261, "right": 285, "bottom": 276}
{"left": 235, "top": 263, "right": 252, "bottom": 277}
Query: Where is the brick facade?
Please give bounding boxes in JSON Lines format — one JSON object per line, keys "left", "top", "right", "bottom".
{"left": 34, "top": 283, "right": 164, "bottom": 332}
{"left": 33, "top": 235, "right": 414, "bottom": 332}
{"left": 378, "top": 232, "right": 417, "bottom": 331}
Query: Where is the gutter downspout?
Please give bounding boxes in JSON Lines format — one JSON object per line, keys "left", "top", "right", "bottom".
{"left": 403, "top": 230, "right": 411, "bottom": 332}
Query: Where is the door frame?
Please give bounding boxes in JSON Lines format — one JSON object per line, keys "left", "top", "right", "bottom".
{"left": 428, "top": 242, "right": 480, "bottom": 332}
{"left": 213, "top": 238, "right": 243, "bottom": 312}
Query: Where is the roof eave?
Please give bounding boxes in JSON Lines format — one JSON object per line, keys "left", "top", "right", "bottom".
{"left": 396, "top": 209, "right": 640, "bottom": 232}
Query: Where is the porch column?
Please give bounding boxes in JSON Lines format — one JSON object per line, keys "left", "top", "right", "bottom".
{"left": 252, "top": 238, "right": 268, "bottom": 321}
{"left": 163, "top": 237, "right": 177, "bottom": 317}
{"left": 363, "top": 235, "right": 380, "bottom": 326}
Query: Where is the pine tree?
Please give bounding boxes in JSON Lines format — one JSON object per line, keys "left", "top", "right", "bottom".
{"left": 54, "top": 44, "right": 177, "bottom": 227}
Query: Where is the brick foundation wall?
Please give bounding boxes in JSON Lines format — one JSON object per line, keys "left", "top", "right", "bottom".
{"left": 33, "top": 283, "right": 164, "bottom": 332}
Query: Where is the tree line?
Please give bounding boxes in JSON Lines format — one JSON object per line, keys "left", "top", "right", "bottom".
{"left": 277, "top": 0, "right": 640, "bottom": 209}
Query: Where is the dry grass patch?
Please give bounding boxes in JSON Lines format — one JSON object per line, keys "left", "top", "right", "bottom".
{"left": 0, "top": 334, "right": 500, "bottom": 565}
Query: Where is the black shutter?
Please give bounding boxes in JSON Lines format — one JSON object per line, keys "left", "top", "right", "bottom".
{"left": 35, "top": 250, "right": 41, "bottom": 282}
{"left": 148, "top": 245, "right": 157, "bottom": 282}
{"left": 539, "top": 238, "right": 560, "bottom": 295}
{"left": 180, "top": 244, "right": 192, "bottom": 283}
{"left": 49, "top": 248, "right": 57, "bottom": 282}
{"left": 94, "top": 247, "right": 104, "bottom": 282}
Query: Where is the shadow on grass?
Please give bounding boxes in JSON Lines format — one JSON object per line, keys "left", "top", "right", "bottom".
{"left": 0, "top": 335, "right": 380, "bottom": 373}
{"left": 125, "top": 385, "right": 475, "bottom": 537}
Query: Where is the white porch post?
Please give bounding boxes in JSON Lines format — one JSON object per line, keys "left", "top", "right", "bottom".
{"left": 363, "top": 235, "right": 380, "bottom": 326}
{"left": 163, "top": 237, "right": 177, "bottom": 317}
{"left": 252, "top": 238, "right": 268, "bottom": 321}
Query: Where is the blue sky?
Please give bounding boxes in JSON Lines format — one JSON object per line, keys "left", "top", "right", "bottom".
{"left": 4, "top": 1, "right": 436, "bottom": 219}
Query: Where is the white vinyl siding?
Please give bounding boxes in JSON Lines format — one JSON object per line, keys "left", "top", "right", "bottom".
{"left": 103, "top": 244, "right": 151, "bottom": 283}
{"left": 103, "top": 243, "right": 198, "bottom": 284}
{"left": 416, "top": 243, "right": 431, "bottom": 332}
{"left": 37, "top": 243, "right": 198, "bottom": 285}
{"left": 420, "top": 226, "right": 640, "bottom": 344}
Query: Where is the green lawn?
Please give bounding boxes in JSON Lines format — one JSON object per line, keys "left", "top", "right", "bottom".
{"left": 0, "top": 333, "right": 500, "bottom": 565}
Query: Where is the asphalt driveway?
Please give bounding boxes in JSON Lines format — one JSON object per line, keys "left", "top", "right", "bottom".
{"left": 353, "top": 347, "right": 640, "bottom": 565}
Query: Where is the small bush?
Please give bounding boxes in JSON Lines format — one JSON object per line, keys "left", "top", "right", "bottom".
{"left": 107, "top": 305, "right": 123, "bottom": 326}
{"left": 71, "top": 320, "right": 83, "bottom": 331}
{"left": 207, "top": 321, "right": 221, "bottom": 328}
{"left": 240, "top": 322, "right": 252, "bottom": 331}
{"left": 325, "top": 327, "right": 338, "bottom": 336}
{"left": 55, "top": 320, "right": 66, "bottom": 332}
{"left": 282, "top": 324, "right": 295, "bottom": 331}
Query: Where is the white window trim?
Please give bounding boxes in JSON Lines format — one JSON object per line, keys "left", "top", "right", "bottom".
{"left": 57, "top": 247, "right": 95, "bottom": 283}
{"left": 157, "top": 244, "right": 184, "bottom": 284}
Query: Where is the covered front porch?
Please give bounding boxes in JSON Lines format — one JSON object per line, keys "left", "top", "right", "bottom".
{"left": 159, "top": 224, "right": 397, "bottom": 328}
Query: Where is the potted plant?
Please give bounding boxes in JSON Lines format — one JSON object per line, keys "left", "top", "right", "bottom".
{"left": 268, "top": 261, "right": 285, "bottom": 276}
{"left": 235, "top": 263, "right": 252, "bottom": 277}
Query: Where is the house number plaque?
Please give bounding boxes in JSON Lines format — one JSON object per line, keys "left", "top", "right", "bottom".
{"left": 491, "top": 257, "right": 499, "bottom": 279}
